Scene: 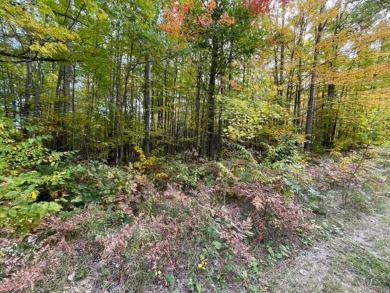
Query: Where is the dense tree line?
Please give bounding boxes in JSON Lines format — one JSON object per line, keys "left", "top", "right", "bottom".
{"left": 0, "top": 0, "right": 389, "bottom": 162}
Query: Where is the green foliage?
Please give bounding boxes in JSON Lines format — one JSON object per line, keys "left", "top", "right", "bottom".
{"left": 0, "top": 117, "right": 65, "bottom": 232}
{"left": 219, "top": 143, "right": 264, "bottom": 183}
{"left": 0, "top": 119, "right": 59, "bottom": 175}
{"left": 266, "top": 137, "right": 300, "bottom": 164}
{"left": 219, "top": 88, "right": 289, "bottom": 142}
{"left": 188, "top": 278, "right": 202, "bottom": 293}
{"left": 0, "top": 0, "right": 388, "bottom": 164}
{"left": 75, "top": 266, "right": 89, "bottom": 281}
{"left": 165, "top": 272, "right": 175, "bottom": 287}
{"left": 64, "top": 162, "right": 137, "bottom": 204}
{"left": 158, "top": 157, "right": 211, "bottom": 189}
{"left": 0, "top": 117, "right": 137, "bottom": 233}
{"left": 263, "top": 242, "right": 290, "bottom": 260}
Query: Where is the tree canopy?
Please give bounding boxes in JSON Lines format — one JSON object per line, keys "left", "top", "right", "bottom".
{"left": 0, "top": 0, "right": 388, "bottom": 159}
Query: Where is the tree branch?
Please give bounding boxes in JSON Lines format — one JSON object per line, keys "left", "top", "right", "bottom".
{"left": 52, "top": 8, "right": 88, "bottom": 28}
{"left": 0, "top": 49, "right": 80, "bottom": 63}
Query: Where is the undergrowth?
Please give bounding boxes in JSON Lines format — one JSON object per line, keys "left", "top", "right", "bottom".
{"left": 0, "top": 132, "right": 387, "bottom": 292}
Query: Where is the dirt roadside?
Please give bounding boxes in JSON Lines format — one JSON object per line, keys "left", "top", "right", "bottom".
{"left": 258, "top": 200, "right": 389, "bottom": 293}
{"left": 258, "top": 155, "right": 390, "bottom": 293}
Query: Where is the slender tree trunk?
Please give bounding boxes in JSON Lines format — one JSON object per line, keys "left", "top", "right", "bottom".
{"left": 195, "top": 62, "right": 202, "bottom": 151}
{"left": 323, "top": 13, "right": 342, "bottom": 149}
{"left": 143, "top": 54, "right": 152, "bottom": 157}
{"left": 304, "top": 5, "right": 326, "bottom": 152}
{"left": 206, "top": 47, "right": 218, "bottom": 158}
{"left": 294, "top": 56, "right": 303, "bottom": 130}
{"left": 53, "top": 0, "right": 74, "bottom": 150}
{"left": 293, "top": 13, "right": 306, "bottom": 130}
{"left": 278, "top": 6, "right": 286, "bottom": 98}
{"left": 22, "top": 60, "right": 32, "bottom": 118}
{"left": 33, "top": 61, "right": 42, "bottom": 117}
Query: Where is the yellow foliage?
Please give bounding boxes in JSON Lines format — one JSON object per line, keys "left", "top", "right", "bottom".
{"left": 153, "top": 172, "right": 169, "bottom": 180}
{"left": 30, "top": 42, "right": 69, "bottom": 57}
{"left": 340, "top": 155, "right": 353, "bottom": 169}
{"left": 31, "top": 190, "right": 39, "bottom": 200}
{"left": 133, "top": 145, "right": 157, "bottom": 172}
{"left": 197, "top": 259, "right": 207, "bottom": 270}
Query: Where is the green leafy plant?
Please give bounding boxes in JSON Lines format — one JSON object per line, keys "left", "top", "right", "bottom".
{"left": 158, "top": 157, "right": 211, "bottom": 190}
{"left": 165, "top": 272, "right": 175, "bottom": 287}
{"left": 188, "top": 278, "right": 202, "bottom": 293}
{"left": 263, "top": 242, "right": 290, "bottom": 260}
{"left": 218, "top": 87, "right": 289, "bottom": 142}
{"left": 64, "top": 162, "right": 137, "bottom": 204}
{"left": 0, "top": 117, "right": 65, "bottom": 232}
{"left": 267, "top": 137, "right": 300, "bottom": 164}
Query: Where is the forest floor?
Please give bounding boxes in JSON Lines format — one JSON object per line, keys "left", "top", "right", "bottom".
{"left": 1, "top": 148, "right": 389, "bottom": 293}
{"left": 63, "top": 149, "right": 390, "bottom": 293}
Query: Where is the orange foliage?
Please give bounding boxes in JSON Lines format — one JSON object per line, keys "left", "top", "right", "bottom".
{"left": 159, "top": 0, "right": 193, "bottom": 37}
{"left": 228, "top": 79, "right": 241, "bottom": 90}
{"left": 198, "top": 14, "right": 212, "bottom": 27}
{"left": 160, "top": 0, "right": 246, "bottom": 38}
{"left": 206, "top": 0, "right": 217, "bottom": 12}
{"left": 219, "top": 12, "right": 236, "bottom": 25}
{"left": 242, "top": 0, "right": 272, "bottom": 15}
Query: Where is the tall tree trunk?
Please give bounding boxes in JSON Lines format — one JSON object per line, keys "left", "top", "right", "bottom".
{"left": 22, "top": 60, "right": 32, "bottom": 118}
{"left": 293, "top": 13, "right": 306, "bottom": 130}
{"left": 54, "top": 0, "right": 74, "bottom": 150}
{"left": 206, "top": 47, "right": 218, "bottom": 158}
{"left": 33, "top": 61, "right": 42, "bottom": 117}
{"left": 195, "top": 61, "right": 202, "bottom": 151}
{"left": 304, "top": 5, "right": 326, "bottom": 152}
{"left": 143, "top": 54, "right": 152, "bottom": 157}
{"left": 278, "top": 6, "right": 286, "bottom": 98}
{"left": 323, "top": 11, "right": 342, "bottom": 149}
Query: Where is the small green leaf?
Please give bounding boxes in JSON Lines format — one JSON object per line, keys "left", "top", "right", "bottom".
{"left": 212, "top": 241, "right": 223, "bottom": 250}
{"left": 195, "top": 281, "right": 202, "bottom": 293}
{"left": 7, "top": 209, "right": 17, "bottom": 217}
{"left": 71, "top": 196, "right": 83, "bottom": 203}
{"left": 165, "top": 272, "right": 175, "bottom": 286}
{"left": 48, "top": 202, "right": 62, "bottom": 212}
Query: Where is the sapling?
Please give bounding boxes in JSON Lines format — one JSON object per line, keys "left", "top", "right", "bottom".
{"left": 341, "top": 109, "right": 384, "bottom": 207}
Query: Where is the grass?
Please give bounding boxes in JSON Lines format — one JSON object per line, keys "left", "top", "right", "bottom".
{"left": 30, "top": 254, "right": 74, "bottom": 293}
{"left": 383, "top": 214, "right": 390, "bottom": 225}
{"left": 321, "top": 276, "right": 343, "bottom": 293}
{"left": 343, "top": 250, "right": 390, "bottom": 290}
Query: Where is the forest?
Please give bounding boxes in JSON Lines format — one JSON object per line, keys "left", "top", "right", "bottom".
{"left": 0, "top": 0, "right": 389, "bottom": 292}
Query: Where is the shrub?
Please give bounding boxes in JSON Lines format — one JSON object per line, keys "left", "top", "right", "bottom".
{"left": 63, "top": 162, "right": 137, "bottom": 204}
{"left": 231, "top": 182, "right": 306, "bottom": 242}
{"left": 157, "top": 157, "right": 213, "bottom": 190}
{"left": 266, "top": 137, "right": 300, "bottom": 164}
{"left": 0, "top": 117, "right": 64, "bottom": 233}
